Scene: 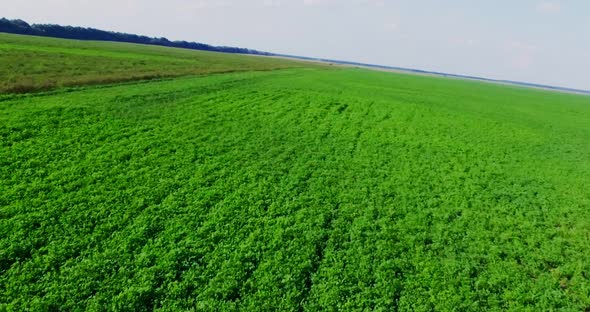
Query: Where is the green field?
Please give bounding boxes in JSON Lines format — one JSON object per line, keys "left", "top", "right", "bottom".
{"left": 0, "top": 33, "right": 309, "bottom": 94}
{"left": 2, "top": 34, "right": 590, "bottom": 311}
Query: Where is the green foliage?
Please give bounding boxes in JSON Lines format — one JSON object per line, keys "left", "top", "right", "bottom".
{"left": 2, "top": 52, "right": 590, "bottom": 310}
{"left": 0, "top": 33, "right": 312, "bottom": 94}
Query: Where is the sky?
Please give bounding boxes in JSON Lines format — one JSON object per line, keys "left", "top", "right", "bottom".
{"left": 2, "top": 0, "right": 589, "bottom": 90}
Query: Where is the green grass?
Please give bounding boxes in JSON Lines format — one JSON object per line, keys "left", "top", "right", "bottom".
{"left": 0, "top": 33, "right": 310, "bottom": 94}
{"left": 2, "top": 34, "right": 590, "bottom": 311}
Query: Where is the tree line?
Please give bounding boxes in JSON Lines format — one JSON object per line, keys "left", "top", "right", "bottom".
{"left": 0, "top": 18, "right": 271, "bottom": 55}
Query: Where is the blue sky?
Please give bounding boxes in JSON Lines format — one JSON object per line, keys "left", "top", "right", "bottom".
{"left": 2, "top": 0, "right": 589, "bottom": 90}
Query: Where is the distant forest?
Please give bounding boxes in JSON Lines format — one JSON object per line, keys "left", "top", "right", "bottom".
{"left": 0, "top": 18, "right": 271, "bottom": 55}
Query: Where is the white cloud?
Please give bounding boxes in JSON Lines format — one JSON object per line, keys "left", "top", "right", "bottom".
{"left": 263, "top": 0, "right": 282, "bottom": 7}
{"left": 302, "top": 0, "right": 385, "bottom": 8}
{"left": 384, "top": 21, "right": 399, "bottom": 32}
{"left": 451, "top": 37, "right": 477, "bottom": 47}
{"left": 504, "top": 40, "right": 538, "bottom": 70}
{"left": 303, "top": 0, "right": 320, "bottom": 6}
{"left": 536, "top": 1, "right": 561, "bottom": 13}
{"left": 357, "top": 0, "right": 385, "bottom": 7}
{"left": 187, "top": 0, "right": 233, "bottom": 10}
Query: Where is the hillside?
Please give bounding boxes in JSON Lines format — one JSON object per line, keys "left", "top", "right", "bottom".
{"left": 2, "top": 34, "right": 590, "bottom": 310}
{"left": 0, "top": 32, "right": 310, "bottom": 94}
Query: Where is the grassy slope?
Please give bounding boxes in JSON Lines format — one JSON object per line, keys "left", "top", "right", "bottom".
{"left": 2, "top": 65, "right": 590, "bottom": 310}
{"left": 0, "top": 33, "right": 311, "bottom": 94}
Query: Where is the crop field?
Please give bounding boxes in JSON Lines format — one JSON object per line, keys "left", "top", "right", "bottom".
{"left": 2, "top": 34, "right": 590, "bottom": 311}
